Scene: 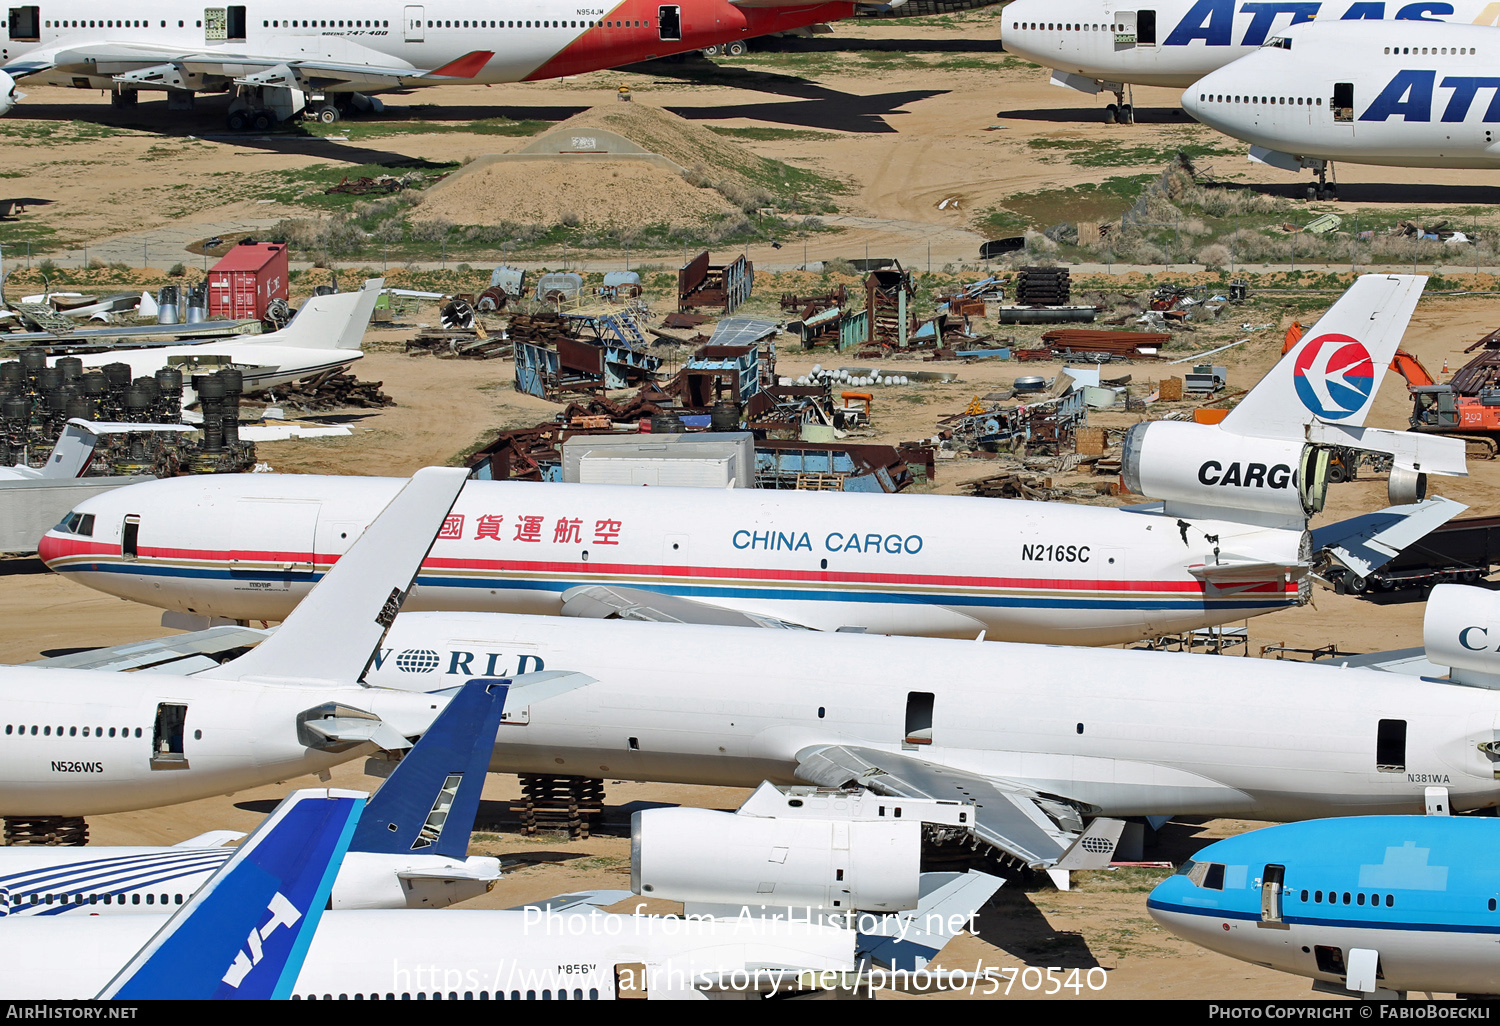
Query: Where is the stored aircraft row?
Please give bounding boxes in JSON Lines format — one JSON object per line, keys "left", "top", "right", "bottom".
{"left": 39, "top": 275, "right": 1467, "bottom": 646}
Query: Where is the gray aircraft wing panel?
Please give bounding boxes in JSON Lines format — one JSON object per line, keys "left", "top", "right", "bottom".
{"left": 794, "top": 744, "right": 1122, "bottom": 870}
{"left": 560, "top": 583, "right": 816, "bottom": 630}
{"left": 22, "top": 625, "right": 272, "bottom": 673}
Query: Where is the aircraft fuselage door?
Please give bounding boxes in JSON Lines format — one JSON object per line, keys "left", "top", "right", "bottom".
{"left": 1333, "top": 82, "right": 1354, "bottom": 125}
{"left": 122, "top": 514, "right": 140, "bottom": 561}
{"left": 1136, "top": 9, "right": 1157, "bottom": 46}
{"left": 903, "top": 691, "right": 934, "bottom": 749}
{"left": 1114, "top": 11, "right": 1138, "bottom": 48}
{"left": 8, "top": 6, "right": 39, "bottom": 41}
{"left": 151, "top": 702, "right": 189, "bottom": 770}
{"left": 404, "top": 5, "right": 425, "bottom": 41}
{"left": 230, "top": 499, "right": 319, "bottom": 574}
{"left": 659, "top": 5, "right": 681, "bottom": 40}
{"left": 1259, "top": 863, "right": 1287, "bottom": 928}
{"left": 227, "top": 5, "right": 246, "bottom": 40}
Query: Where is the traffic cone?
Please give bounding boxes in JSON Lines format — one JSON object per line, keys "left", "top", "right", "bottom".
{"left": 1442, "top": 357, "right": 1450, "bottom": 375}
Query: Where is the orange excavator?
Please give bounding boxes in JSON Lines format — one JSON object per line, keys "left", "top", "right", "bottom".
{"left": 1283, "top": 322, "right": 1500, "bottom": 459}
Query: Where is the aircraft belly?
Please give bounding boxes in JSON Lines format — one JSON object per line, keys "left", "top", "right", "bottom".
{"left": 487, "top": 741, "right": 794, "bottom": 789}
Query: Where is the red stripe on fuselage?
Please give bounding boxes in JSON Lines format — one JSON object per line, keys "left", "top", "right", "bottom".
{"left": 524, "top": 0, "right": 858, "bottom": 80}
{"left": 38, "top": 535, "right": 1298, "bottom": 596}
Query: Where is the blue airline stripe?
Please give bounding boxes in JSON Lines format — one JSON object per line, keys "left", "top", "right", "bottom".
{"left": 7, "top": 863, "right": 234, "bottom": 913}
{"left": 1147, "top": 897, "right": 1500, "bottom": 935}
{"left": 0, "top": 850, "right": 231, "bottom": 890}
{"left": 65, "top": 562, "right": 1295, "bottom": 613}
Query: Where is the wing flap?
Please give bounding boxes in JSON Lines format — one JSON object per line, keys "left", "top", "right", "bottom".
{"left": 794, "top": 744, "right": 1122, "bottom": 870}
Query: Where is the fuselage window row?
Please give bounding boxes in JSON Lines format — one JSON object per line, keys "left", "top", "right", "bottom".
{"left": 5, "top": 891, "right": 185, "bottom": 906}
{"left": 1299, "top": 889, "right": 1395, "bottom": 908}
{"left": 5, "top": 725, "right": 143, "bottom": 737}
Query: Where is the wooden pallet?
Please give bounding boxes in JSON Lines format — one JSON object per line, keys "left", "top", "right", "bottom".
{"left": 510, "top": 774, "right": 605, "bottom": 839}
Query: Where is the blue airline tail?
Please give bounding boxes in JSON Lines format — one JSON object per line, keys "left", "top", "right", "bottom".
{"left": 96, "top": 788, "right": 365, "bottom": 1001}
{"left": 349, "top": 678, "right": 509, "bottom": 860}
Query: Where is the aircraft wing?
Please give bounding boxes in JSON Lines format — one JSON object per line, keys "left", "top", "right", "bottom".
{"left": 794, "top": 744, "right": 1125, "bottom": 871}
{"left": 23, "top": 624, "right": 272, "bottom": 674}
{"left": 1313, "top": 496, "right": 1468, "bottom": 580}
{"left": 506, "top": 890, "right": 634, "bottom": 914}
{"left": 560, "top": 584, "right": 816, "bottom": 630}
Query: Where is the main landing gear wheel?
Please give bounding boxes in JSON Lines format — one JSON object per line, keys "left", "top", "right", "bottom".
{"left": 1119, "top": 103, "right": 1134, "bottom": 124}
{"left": 315, "top": 104, "right": 340, "bottom": 124}
{"left": 1105, "top": 103, "right": 1118, "bottom": 124}
{"left": 700, "top": 43, "right": 722, "bottom": 56}
{"left": 251, "top": 110, "right": 274, "bottom": 131}
{"left": 725, "top": 40, "right": 747, "bottom": 56}
{"left": 227, "top": 110, "right": 249, "bottom": 131}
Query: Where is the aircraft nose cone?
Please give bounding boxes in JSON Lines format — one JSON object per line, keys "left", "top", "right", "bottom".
{"left": 37, "top": 530, "right": 62, "bottom": 569}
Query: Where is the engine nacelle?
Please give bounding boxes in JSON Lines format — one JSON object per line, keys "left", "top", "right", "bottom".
{"left": 0, "top": 71, "right": 20, "bottom": 116}
{"left": 1122, "top": 421, "right": 1328, "bottom": 522}
{"left": 632, "top": 806, "right": 922, "bottom": 913}
{"left": 1424, "top": 584, "right": 1500, "bottom": 688}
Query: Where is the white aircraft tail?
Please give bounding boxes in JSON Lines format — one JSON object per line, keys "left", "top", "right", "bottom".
{"left": 1221, "top": 274, "right": 1426, "bottom": 440}
{"left": 38, "top": 420, "right": 193, "bottom": 479}
{"left": 199, "top": 466, "right": 468, "bottom": 686}
{"left": 249, "top": 277, "right": 383, "bottom": 352}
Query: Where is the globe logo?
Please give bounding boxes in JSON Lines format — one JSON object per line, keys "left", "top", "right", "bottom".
{"left": 394, "top": 648, "right": 441, "bottom": 673}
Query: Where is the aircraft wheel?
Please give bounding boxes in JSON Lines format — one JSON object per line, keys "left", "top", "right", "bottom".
{"left": 1324, "top": 184, "right": 1338, "bottom": 201}
{"left": 226, "top": 110, "right": 249, "bottom": 131}
{"left": 1119, "top": 103, "right": 1134, "bottom": 124}
{"left": 1345, "top": 573, "right": 1368, "bottom": 595}
{"left": 316, "top": 104, "right": 341, "bottom": 124}
{"left": 1327, "top": 463, "right": 1346, "bottom": 484}
{"left": 251, "top": 110, "right": 273, "bottom": 131}
{"left": 1306, "top": 185, "right": 1319, "bottom": 201}
{"left": 700, "top": 43, "right": 721, "bottom": 56}
{"left": 1104, "top": 103, "right": 1118, "bottom": 124}
{"left": 725, "top": 40, "right": 747, "bottom": 56}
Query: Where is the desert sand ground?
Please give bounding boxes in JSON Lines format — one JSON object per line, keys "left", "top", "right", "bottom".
{"left": 0, "top": 7, "right": 1496, "bottom": 1002}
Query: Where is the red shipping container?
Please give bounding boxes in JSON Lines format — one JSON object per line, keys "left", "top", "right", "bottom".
{"left": 207, "top": 242, "right": 289, "bottom": 322}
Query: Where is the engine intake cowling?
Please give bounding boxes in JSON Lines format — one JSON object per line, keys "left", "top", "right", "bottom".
{"left": 1122, "top": 421, "right": 1328, "bottom": 521}
{"left": 1424, "top": 583, "right": 1500, "bottom": 687}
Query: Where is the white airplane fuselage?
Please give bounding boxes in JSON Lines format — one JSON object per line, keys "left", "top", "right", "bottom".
{"left": 1, "top": 1, "right": 857, "bottom": 91}
{"left": 1185, "top": 21, "right": 1500, "bottom": 168}
{"left": 0, "top": 910, "right": 856, "bottom": 999}
{"left": 366, "top": 612, "right": 1500, "bottom": 820}
{"left": 0, "top": 667, "right": 442, "bottom": 816}
{"left": 38, "top": 476, "right": 1307, "bottom": 646}
{"left": 1002, "top": 0, "right": 1500, "bottom": 90}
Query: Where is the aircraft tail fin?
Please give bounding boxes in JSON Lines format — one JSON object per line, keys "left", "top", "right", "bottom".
{"left": 97, "top": 788, "right": 364, "bottom": 1000}
{"left": 1220, "top": 274, "right": 1426, "bottom": 439}
{"left": 38, "top": 420, "right": 194, "bottom": 479}
{"left": 199, "top": 466, "right": 468, "bottom": 686}
{"left": 351, "top": 677, "right": 508, "bottom": 860}
{"left": 250, "top": 278, "right": 383, "bottom": 351}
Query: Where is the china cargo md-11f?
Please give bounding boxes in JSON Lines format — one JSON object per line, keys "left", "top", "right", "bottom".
{"left": 1001, "top": 0, "right": 1496, "bottom": 123}
{"left": 1184, "top": 21, "right": 1500, "bottom": 196}
{"left": 41, "top": 275, "right": 1465, "bottom": 646}
{"left": 0, "top": 0, "right": 871, "bottom": 129}
{"left": 0, "top": 677, "right": 507, "bottom": 914}
{"left": 0, "top": 465, "right": 470, "bottom": 835}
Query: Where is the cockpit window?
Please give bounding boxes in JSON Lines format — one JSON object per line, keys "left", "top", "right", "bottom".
{"left": 1263, "top": 35, "right": 1292, "bottom": 50}
{"left": 1181, "top": 860, "right": 1226, "bottom": 890}
{"left": 52, "top": 512, "right": 95, "bottom": 537}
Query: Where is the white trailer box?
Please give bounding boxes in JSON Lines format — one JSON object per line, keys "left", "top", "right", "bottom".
{"left": 562, "top": 432, "right": 754, "bottom": 488}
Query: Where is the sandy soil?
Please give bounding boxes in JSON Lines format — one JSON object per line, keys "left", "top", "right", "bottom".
{"left": 0, "top": 8, "right": 1497, "bottom": 1001}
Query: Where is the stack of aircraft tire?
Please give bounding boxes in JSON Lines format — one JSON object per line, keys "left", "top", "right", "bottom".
{"left": 1014, "top": 267, "right": 1071, "bottom": 307}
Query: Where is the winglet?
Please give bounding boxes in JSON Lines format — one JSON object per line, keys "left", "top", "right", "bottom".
{"left": 198, "top": 466, "right": 469, "bottom": 686}
{"left": 98, "top": 788, "right": 364, "bottom": 1000}
{"left": 427, "top": 50, "right": 494, "bottom": 78}
{"left": 351, "top": 678, "right": 508, "bottom": 859}
{"left": 1221, "top": 274, "right": 1426, "bottom": 439}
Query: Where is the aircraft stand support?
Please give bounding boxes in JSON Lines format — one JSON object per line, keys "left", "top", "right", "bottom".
{"left": 4, "top": 815, "right": 89, "bottom": 846}
{"left": 510, "top": 774, "right": 605, "bottom": 839}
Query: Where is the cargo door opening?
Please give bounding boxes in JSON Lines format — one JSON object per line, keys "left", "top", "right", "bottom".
{"left": 615, "top": 962, "right": 648, "bottom": 999}
{"left": 8, "top": 6, "right": 39, "bottom": 41}
{"left": 658, "top": 5, "right": 681, "bottom": 40}
{"left": 151, "top": 702, "right": 189, "bottom": 770}
{"left": 226, "top": 5, "right": 245, "bottom": 39}
{"left": 1377, "top": 719, "right": 1406, "bottom": 772}
{"left": 1259, "top": 863, "right": 1287, "bottom": 927}
{"left": 1333, "top": 82, "right": 1354, "bottom": 123}
{"left": 903, "top": 691, "right": 934, "bottom": 748}
{"left": 122, "top": 515, "right": 140, "bottom": 561}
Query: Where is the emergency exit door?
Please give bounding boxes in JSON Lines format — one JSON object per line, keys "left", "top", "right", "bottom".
{"left": 405, "top": 5, "right": 424, "bottom": 41}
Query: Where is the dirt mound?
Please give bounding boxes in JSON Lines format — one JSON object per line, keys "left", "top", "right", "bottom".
{"left": 410, "top": 160, "right": 737, "bottom": 231}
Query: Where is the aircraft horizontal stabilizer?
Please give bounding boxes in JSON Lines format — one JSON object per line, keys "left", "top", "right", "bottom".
{"left": 198, "top": 466, "right": 468, "bottom": 686}
{"left": 1186, "top": 557, "right": 1306, "bottom": 587}
{"left": 299, "top": 715, "right": 413, "bottom": 754}
{"left": 172, "top": 830, "right": 245, "bottom": 849}
{"left": 794, "top": 744, "right": 1091, "bottom": 870}
{"left": 1313, "top": 496, "right": 1467, "bottom": 580}
{"left": 25, "top": 624, "right": 273, "bottom": 673}
{"left": 258, "top": 278, "right": 383, "bottom": 352}
{"left": 506, "top": 890, "right": 633, "bottom": 914}
{"left": 1305, "top": 421, "right": 1467, "bottom": 477}
{"left": 560, "top": 584, "right": 813, "bottom": 629}
{"left": 857, "top": 870, "right": 1004, "bottom": 972}
{"left": 98, "top": 788, "right": 364, "bottom": 1000}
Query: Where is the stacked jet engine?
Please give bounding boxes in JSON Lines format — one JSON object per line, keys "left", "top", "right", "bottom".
{"left": 0, "top": 350, "right": 254, "bottom": 475}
